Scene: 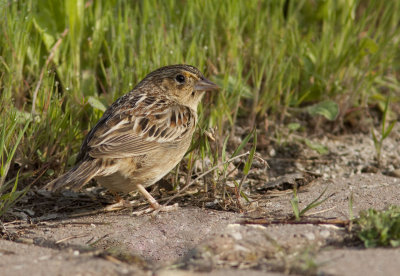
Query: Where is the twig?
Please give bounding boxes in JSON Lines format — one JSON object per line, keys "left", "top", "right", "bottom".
{"left": 31, "top": 28, "right": 69, "bottom": 116}
{"left": 87, "top": 234, "right": 110, "bottom": 246}
{"left": 234, "top": 184, "right": 244, "bottom": 211}
{"left": 243, "top": 218, "right": 350, "bottom": 227}
{"left": 55, "top": 233, "right": 89, "bottom": 244}
{"left": 39, "top": 221, "right": 111, "bottom": 227}
{"left": 163, "top": 151, "right": 250, "bottom": 206}
{"left": 305, "top": 206, "right": 337, "bottom": 216}
{"left": 262, "top": 157, "right": 330, "bottom": 164}
{"left": 28, "top": 164, "right": 50, "bottom": 187}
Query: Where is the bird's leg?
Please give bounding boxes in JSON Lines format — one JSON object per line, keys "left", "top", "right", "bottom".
{"left": 133, "top": 184, "right": 178, "bottom": 216}
{"left": 136, "top": 184, "right": 161, "bottom": 209}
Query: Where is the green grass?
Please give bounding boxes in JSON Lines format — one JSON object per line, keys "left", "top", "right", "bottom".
{"left": 0, "top": 109, "right": 31, "bottom": 216}
{"left": 290, "top": 185, "right": 330, "bottom": 221}
{"left": 1, "top": 0, "right": 400, "bottom": 214}
{"left": 371, "top": 93, "right": 396, "bottom": 166}
{"left": 356, "top": 206, "right": 400, "bottom": 248}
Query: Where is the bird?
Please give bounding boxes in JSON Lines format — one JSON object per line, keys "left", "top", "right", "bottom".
{"left": 46, "top": 64, "right": 219, "bottom": 212}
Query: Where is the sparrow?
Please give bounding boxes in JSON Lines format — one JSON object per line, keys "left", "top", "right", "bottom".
{"left": 46, "top": 64, "right": 219, "bottom": 211}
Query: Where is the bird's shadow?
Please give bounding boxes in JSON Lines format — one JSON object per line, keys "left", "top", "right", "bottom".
{"left": 15, "top": 188, "right": 114, "bottom": 221}
{"left": 11, "top": 183, "right": 190, "bottom": 223}
{"left": 9, "top": 186, "right": 144, "bottom": 223}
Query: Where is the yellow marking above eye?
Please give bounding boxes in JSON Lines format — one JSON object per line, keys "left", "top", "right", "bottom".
{"left": 183, "top": 71, "right": 199, "bottom": 81}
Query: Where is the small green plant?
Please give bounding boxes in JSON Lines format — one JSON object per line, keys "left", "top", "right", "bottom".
{"left": 290, "top": 185, "right": 330, "bottom": 221}
{"left": 219, "top": 128, "right": 257, "bottom": 206}
{"left": 303, "top": 100, "right": 338, "bottom": 155}
{"left": 236, "top": 129, "right": 257, "bottom": 194}
{"left": 306, "top": 100, "right": 339, "bottom": 121}
{"left": 371, "top": 95, "right": 396, "bottom": 166}
{"left": 356, "top": 205, "right": 400, "bottom": 248}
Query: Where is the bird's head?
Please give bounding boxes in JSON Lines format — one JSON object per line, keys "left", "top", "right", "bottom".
{"left": 140, "top": 64, "right": 219, "bottom": 110}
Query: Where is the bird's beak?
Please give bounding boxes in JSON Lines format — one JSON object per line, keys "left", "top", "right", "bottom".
{"left": 194, "top": 78, "right": 219, "bottom": 91}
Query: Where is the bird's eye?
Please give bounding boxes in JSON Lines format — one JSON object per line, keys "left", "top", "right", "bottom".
{"left": 175, "top": 74, "right": 186, "bottom": 84}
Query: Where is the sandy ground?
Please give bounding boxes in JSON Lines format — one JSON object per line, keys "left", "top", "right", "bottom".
{"left": 1, "top": 172, "right": 399, "bottom": 276}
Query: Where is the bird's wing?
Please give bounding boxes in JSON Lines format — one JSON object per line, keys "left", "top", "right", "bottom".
{"left": 82, "top": 95, "right": 196, "bottom": 159}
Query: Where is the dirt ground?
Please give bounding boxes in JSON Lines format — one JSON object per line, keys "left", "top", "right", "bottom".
{"left": 1, "top": 128, "right": 400, "bottom": 276}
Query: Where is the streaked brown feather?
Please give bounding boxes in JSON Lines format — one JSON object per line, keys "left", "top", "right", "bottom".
{"left": 45, "top": 159, "right": 102, "bottom": 191}
{"left": 85, "top": 101, "right": 196, "bottom": 159}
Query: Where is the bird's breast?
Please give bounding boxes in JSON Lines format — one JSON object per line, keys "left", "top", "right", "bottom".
{"left": 95, "top": 133, "right": 193, "bottom": 193}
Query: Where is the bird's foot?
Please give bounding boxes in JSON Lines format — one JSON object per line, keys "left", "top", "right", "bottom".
{"left": 131, "top": 183, "right": 179, "bottom": 215}
{"left": 103, "top": 198, "right": 134, "bottom": 212}
{"left": 131, "top": 203, "right": 179, "bottom": 216}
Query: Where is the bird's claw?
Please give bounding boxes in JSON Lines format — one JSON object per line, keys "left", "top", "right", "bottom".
{"left": 131, "top": 203, "right": 179, "bottom": 216}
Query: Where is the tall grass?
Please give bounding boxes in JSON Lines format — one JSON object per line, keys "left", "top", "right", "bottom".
{"left": 0, "top": 108, "right": 31, "bottom": 216}
{"left": 1, "top": 0, "right": 399, "bottom": 212}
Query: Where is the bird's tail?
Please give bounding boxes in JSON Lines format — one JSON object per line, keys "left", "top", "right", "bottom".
{"left": 45, "top": 160, "right": 102, "bottom": 192}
